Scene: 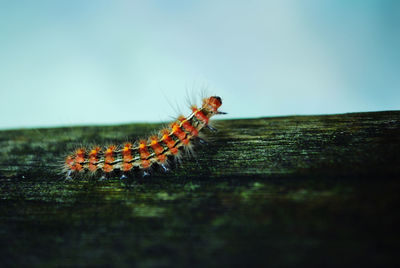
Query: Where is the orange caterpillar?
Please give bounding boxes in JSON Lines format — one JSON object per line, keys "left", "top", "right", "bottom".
{"left": 64, "top": 96, "right": 225, "bottom": 180}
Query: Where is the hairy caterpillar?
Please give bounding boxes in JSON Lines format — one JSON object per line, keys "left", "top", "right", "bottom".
{"left": 64, "top": 96, "right": 225, "bottom": 180}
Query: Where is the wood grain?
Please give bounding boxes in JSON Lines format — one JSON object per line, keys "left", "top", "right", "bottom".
{"left": 1, "top": 111, "right": 399, "bottom": 267}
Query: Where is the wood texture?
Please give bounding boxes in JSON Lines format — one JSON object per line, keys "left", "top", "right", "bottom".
{"left": 1, "top": 111, "right": 399, "bottom": 267}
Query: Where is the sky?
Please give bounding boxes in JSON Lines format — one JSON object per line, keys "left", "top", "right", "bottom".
{"left": 0, "top": 0, "right": 399, "bottom": 129}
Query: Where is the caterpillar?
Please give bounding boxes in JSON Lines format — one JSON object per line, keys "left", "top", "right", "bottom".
{"left": 63, "top": 96, "right": 225, "bottom": 180}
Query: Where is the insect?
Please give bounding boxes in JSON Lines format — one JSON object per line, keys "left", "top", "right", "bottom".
{"left": 64, "top": 96, "right": 225, "bottom": 180}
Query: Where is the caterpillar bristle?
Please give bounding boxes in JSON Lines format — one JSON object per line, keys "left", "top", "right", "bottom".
{"left": 63, "top": 95, "right": 224, "bottom": 180}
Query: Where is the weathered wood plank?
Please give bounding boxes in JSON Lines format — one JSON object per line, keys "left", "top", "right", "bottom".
{"left": 0, "top": 111, "right": 399, "bottom": 267}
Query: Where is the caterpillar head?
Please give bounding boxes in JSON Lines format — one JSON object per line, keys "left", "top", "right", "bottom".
{"left": 202, "top": 96, "right": 224, "bottom": 115}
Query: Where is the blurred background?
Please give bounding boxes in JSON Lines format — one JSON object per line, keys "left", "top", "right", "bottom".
{"left": 0, "top": 0, "right": 399, "bottom": 129}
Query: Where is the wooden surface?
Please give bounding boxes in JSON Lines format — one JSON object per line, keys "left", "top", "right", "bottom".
{"left": 1, "top": 111, "right": 399, "bottom": 267}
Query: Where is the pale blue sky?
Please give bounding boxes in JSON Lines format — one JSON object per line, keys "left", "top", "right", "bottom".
{"left": 0, "top": 0, "right": 399, "bottom": 129}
